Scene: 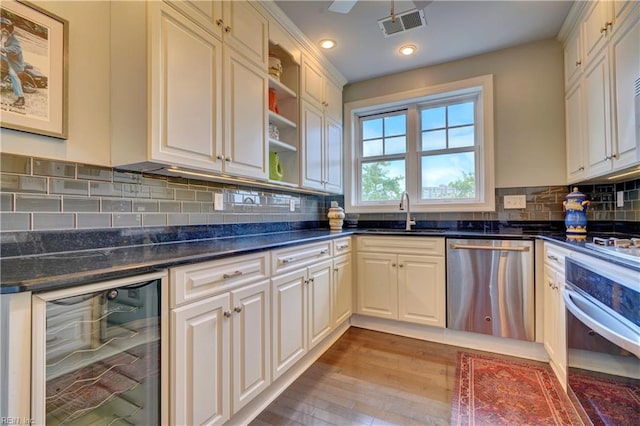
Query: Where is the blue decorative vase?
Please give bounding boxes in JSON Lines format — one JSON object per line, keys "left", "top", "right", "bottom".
{"left": 563, "top": 187, "right": 590, "bottom": 235}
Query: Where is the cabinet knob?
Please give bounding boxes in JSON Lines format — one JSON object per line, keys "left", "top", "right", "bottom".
{"left": 600, "top": 26, "right": 608, "bottom": 34}
{"left": 223, "top": 310, "right": 232, "bottom": 318}
{"left": 216, "top": 19, "right": 224, "bottom": 27}
{"left": 606, "top": 21, "right": 613, "bottom": 30}
{"left": 234, "top": 306, "right": 243, "bottom": 313}
{"left": 578, "top": 166, "right": 585, "bottom": 171}
{"left": 399, "top": 264, "right": 404, "bottom": 268}
{"left": 224, "top": 26, "right": 231, "bottom": 33}
{"left": 575, "top": 60, "right": 582, "bottom": 67}
{"left": 217, "top": 155, "right": 224, "bottom": 160}
{"left": 392, "top": 263, "right": 396, "bottom": 267}
{"left": 225, "top": 157, "right": 232, "bottom": 162}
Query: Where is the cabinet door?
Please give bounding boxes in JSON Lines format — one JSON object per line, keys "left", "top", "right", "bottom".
{"left": 150, "top": 4, "right": 222, "bottom": 172}
{"left": 584, "top": 52, "right": 613, "bottom": 177}
{"left": 223, "top": 49, "right": 268, "bottom": 180}
{"left": 583, "top": 0, "right": 612, "bottom": 64}
{"left": 565, "top": 83, "right": 586, "bottom": 182}
{"left": 543, "top": 267, "right": 567, "bottom": 390}
{"left": 397, "top": 255, "right": 446, "bottom": 327}
{"left": 324, "top": 78, "right": 343, "bottom": 123}
{"left": 168, "top": 0, "right": 223, "bottom": 36}
{"left": 333, "top": 254, "right": 353, "bottom": 326}
{"left": 221, "top": 1, "right": 268, "bottom": 68}
{"left": 324, "top": 117, "right": 343, "bottom": 194}
{"left": 611, "top": 14, "right": 640, "bottom": 170}
{"left": 301, "top": 101, "right": 325, "bottom": 190}
{"left": 564, "top": 27, "right": 583, "bottom": 87}
{"left": 231, "top": 280, "right": 271, "bottom": 413}
{"left": 307, "top": 260, "right": 333, "bottom": 349}
{"left": 301, "top": 55, "right": 324, "bottom": 106}
{"left": 356, "top": 253, "right": 398, "bottom": 319}
{"left": 172, "top": 293, "right": 230, "bottom": 426}
{"left": 271, "top": 269, "right": 307, "bottom": 380}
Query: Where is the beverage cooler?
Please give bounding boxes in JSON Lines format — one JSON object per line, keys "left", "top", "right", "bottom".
{"left": 31, "top": 272, "right": 168, "bottom": 425}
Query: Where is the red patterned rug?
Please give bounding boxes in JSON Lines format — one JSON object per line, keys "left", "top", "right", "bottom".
{"left": 569, "top": 371, "right": 640, "bottom": 426}
{"left": 451, "top": 352, "right": 583, "bottom": 425}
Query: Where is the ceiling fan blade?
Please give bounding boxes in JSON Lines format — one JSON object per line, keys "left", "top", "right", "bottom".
{"left": 328, "top": 0, "right": 358, "bottom": 14}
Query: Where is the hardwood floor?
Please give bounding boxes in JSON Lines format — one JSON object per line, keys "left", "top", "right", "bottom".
{"left": 251, "top": 327, "right": 551, "bottom": 426}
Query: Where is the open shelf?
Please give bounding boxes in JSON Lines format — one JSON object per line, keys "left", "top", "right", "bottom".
{"left": 269, "top": 76, "right": 296, "bottom": 100}
{"left": 269, "top": 138, "right": 297, "bottom": 152}
{"left": 268, "top": 110, "right": 296, "bottom": 129}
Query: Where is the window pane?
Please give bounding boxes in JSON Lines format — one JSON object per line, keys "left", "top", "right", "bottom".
{"left": 422, "top": 130, "right": 446, "bottom": 151}
{"left": 361, "top": 160, "right": 406, "bottom": 201}
{"left": 421, "top": 152, "right": 476, "bottom": 199}
{"left": 449, "top": 126, "right": 475, "bottom": 148}
{"left": 362, "top": 118, "right": 382, "bottom": 140}
{"left": 385, "top": 136, "right": 406, "bottom": 155}
{"left": 363, "top": 139, "right": 383, "bottom": 157}
{"left": 449, "top": 102, "right": 474, "bottom": 126}
{"left": 421, "top": 107, "right": 445, "bottom": 130}
{"left": 384, "top": 115, "right": 406, "bottom": 137}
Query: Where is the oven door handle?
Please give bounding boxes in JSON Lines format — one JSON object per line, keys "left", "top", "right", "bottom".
{"left": 562, "top": 288, "right": 640, "bottom": 358}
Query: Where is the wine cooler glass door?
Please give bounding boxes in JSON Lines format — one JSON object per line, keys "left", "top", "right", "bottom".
{"left": 31, "top": 272, "right": 167, "bottom": 426}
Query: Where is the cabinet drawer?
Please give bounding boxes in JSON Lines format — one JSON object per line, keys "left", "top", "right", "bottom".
{"left": 333, "top": 237, "right": 352, "bottom": 255}
{"left": 171, "top": 252, "right": 269, "bottom": 307}
{"left": 544, "top": 243, "right": 572, "bottom": 272}
{"left": 356, "top": 236, "right": 444, "bottom": 255}
{"left": 271, "top": 241, "right": 332, "bottom": 275}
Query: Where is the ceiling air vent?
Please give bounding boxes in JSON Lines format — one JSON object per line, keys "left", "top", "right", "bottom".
{"left": 378, "top": 8, "right": 427, "bottom": 38}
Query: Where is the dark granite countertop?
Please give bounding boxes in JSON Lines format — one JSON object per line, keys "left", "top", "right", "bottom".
{"left": 2, "top": 223, "right": 637, "bottom": 295}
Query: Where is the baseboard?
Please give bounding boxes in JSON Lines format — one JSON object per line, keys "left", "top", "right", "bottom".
{"left": 227, "top": 320, "right": 351, "bottom": 425}
{"left": 350, "top": 314, "right": 549, "bottom": 362}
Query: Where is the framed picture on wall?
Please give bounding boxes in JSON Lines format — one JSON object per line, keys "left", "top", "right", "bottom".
{"left": 0, "top": 0, "right": 68, "bottom": 139}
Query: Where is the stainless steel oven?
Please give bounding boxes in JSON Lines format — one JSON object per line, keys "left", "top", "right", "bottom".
{"left": 31, "top": 272, "right": 168, "bottom": 425}
{"left": 563, "top": 251, "right": 639, "bottom": 424}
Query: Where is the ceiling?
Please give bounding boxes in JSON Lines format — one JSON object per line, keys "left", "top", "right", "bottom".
{"left": 274, "top": 0, "right": 574, "bottom": 84}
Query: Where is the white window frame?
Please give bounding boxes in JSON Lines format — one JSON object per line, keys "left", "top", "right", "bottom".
{"left": 344, "top": 75, "right": 495, "bottom": 213}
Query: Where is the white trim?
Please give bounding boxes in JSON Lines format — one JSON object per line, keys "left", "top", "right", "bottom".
{"left": 345, "top": 75, "right": 495, "bottom": 213}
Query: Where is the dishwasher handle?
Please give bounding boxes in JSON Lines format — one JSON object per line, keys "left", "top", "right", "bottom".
{"left": 449, "top": 243, "right": 530, "bottom": 252}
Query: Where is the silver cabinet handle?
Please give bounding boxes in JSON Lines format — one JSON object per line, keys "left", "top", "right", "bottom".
{"left": 281, "top": 257, "right": 295, "bottom": 264}
{"left": 546, "top": 255, "right": 558, "bottom": 261}
{"left": 336, "top": 244, "right": 349, "bottom": 250}
{"left": 450, "top": 244, "right": 529, "bottom": 252}
{"left": 320, "top": 249, "right": 329, "bottom": 255}
{"left": 222, "top": 270, "right": 243, "bottom": 279}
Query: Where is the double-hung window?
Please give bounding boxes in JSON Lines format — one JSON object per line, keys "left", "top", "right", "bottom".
{"left": 346, "top": 75, "right": 495, "bottom": 213}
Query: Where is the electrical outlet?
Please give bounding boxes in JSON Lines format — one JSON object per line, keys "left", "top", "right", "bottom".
{"left": 214, "top": 193, "right": 224, "bottom": 211}
{"left": 289, "top": 199, "right": 295, "bottom": 212}
{"left": 617, "top": 191, "right": 624, "bottom": 208}
{"left": 504, "top": 195, "right": 526, "bottom": 209}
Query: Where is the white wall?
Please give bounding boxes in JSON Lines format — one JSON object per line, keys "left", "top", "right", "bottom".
{"left": 343, "top": 39, "right": 567, "bottom": 188}
{"left": 0, "top": 1, "right": 111, "bottom": 166}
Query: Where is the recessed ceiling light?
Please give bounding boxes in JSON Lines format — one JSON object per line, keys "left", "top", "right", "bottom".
{"left": 399, "top": 44, "right": 417, "bottom": 56}
{"left": 320, "top": 39, "right": 336, "bottom": 49}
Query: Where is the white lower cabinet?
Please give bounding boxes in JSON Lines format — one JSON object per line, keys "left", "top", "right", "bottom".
{"left": 169, "top": 252, "right": 270, "bottom": 425}
{"left": 271, "top": 258, "right": 333, "bottom": 380}
{"left": 543, "top": 243, "right": 569, "bottom": 390}
{"left": 332, "top": 253, "right": 353, "bottom": 326}
{"left": 356, "top": 237, "right": 446, "bottom": 327}
{"left": 172, "top": 293, "right": 230, "bottom": 426}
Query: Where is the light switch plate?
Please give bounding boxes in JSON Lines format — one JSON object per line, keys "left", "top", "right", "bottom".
{"left": 289, "top": 199, "right": 295, "bottom": 212}
{"left": 617, "top": 191, "right": 624, "bottom": 208}
{"left": 504, "top": 195, "right": 526, "bottom": 209}
{"left": 214, "top": 193, "right": 224, "bottom": 211}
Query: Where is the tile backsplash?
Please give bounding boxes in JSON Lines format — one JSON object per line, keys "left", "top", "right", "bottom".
{"left": 0, "top": 153, "right": 337, "bottom": 232}
{"left": 1, "top": 153, "right": 638, "bottom": 232}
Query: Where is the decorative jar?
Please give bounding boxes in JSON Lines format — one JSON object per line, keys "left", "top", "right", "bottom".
{"left": 327, "top": 201, "right": 345, "bottom": 231}
{"left": 563, "top": 187, "right": 590, "bottom": 235}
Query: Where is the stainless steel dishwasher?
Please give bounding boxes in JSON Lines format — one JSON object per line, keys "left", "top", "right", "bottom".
{"left": 446, "top": 238, "right": 535, "bottom": 341}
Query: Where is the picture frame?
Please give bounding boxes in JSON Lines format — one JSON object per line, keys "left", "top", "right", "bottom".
{"left": 0, "top": 0, "right": 68, "bottom": 139}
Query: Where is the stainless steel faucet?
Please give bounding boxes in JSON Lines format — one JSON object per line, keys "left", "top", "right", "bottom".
{"left": 399, "top": 191, "right": 416, "bottom": 231}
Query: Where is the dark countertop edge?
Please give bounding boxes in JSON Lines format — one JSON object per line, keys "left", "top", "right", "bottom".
{"left": 2, "top": 228, "right": 638, "bottom": 295}
{"left": 0, "top": 230, "right": 355, "bottom": 294}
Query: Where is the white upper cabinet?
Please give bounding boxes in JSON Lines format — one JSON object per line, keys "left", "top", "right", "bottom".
{"left": 561, "top": 0, "right": 639, "bottom": 182}
{"left": 111, "top": 1, "right": 269, "bottom": 181}
{"left": 300, "top": 54, "right": 344, "bottom": 193}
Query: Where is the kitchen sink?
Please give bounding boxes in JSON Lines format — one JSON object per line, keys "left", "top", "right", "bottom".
{"left": 359, "top": 228, "right": 449, "bottom": 235}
